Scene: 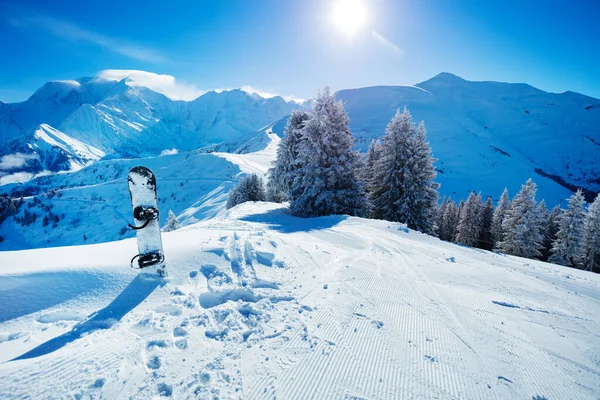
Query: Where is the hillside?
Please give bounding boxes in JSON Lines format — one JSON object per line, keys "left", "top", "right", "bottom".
{"left": 0, "top": 202, "right": 599, "bottom": 399}
{"left": 1, "top": 72, "right": 599, "bottom": 251}
{"left": 335, "top": 73, "right": 600, "bottom": 203}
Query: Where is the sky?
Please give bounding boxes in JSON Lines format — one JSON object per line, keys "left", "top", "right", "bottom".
{"left": 0, "top": 0, "right": 599, "bottom": 103}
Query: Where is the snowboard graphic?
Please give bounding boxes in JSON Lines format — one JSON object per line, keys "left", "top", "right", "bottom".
{"left": 128, "top": 166, "right": 166, "bottom": 275}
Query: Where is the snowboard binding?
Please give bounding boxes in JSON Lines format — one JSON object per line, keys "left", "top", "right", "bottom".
{"left": 130, "top": 250, "right": 165, "bottom": 269}
{"left": 129, "top": 206, "right": 159, "bottom": 230}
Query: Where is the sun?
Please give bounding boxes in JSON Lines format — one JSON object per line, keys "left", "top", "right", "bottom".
{"left": 331, "top": 0, "right": 368, "bottom": 38}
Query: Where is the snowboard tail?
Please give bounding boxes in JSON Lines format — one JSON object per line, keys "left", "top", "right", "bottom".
{"left": 128, "top": 166, "right": 165, "bottom": 275}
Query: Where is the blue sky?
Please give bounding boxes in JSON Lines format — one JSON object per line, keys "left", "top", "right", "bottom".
{"left": 1, "top": 0, "right": 599, "bottom": 102}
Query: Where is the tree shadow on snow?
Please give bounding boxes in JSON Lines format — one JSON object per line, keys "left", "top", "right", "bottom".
{"left": 11, "top": 274, "right": 163, "bottom": 362}
{"left": 239, "top": 207, "right": 347, "bottom": 233}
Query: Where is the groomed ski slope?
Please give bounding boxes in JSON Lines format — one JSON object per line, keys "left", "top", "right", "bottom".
{"left": 0, "top": 202, "right": 599, "bottom": 399}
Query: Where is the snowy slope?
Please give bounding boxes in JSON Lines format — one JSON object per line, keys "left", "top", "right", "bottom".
{"left": 333, "top": 73, "right": 600, "bottom": 203}
{"left": 1, "top": 202, "right": 599, "bottom": 399}
{"left": 0, "top": 125, "right": 283, "bottom": 251}
{"left": 0, "top": 124, "right": 105, "bottom": 183}
{"left": 0, "top": 149, "right": 245, "bottom": 250}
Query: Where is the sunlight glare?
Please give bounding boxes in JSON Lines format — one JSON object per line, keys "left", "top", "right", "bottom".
{"left": 331, "top": 0, "right": 368, "bottom": 38}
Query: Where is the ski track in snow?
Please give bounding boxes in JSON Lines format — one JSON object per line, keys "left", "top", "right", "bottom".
{"left": 0, "top": 203, "right": 599, "bottom": 399}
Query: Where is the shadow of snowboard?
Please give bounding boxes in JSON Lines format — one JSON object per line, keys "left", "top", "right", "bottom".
{"left": 12, "top": 274, "right": 163, "bottom": 361}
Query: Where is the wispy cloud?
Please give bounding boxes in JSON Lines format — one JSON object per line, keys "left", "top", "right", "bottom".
{"left": 0, "top": 153, "right": 38, "bottom": 170}
{"left": 97, "top": 69, "right": 203, "bottom": 101}
{"left": 9, "top": 15, "right": 167, "bottom": 63}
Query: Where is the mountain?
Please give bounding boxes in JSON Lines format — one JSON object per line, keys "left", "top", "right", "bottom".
{"left": 0, "top": 201, "right": 599, "bottom": 398}
{"left": 335, "top": 73, "right": 600, "bottom": 202}
{"left": 268, "top": 73, "right": 599, "bottom": 202}
{"left": 0, "top": 124, "right": 105, "bottom": 179}
{"left": 1, "top": 71, "right": 599, "bottom": 251}
{"left": 0, "top": 130, "right": 281, "bottom": 250}
{"left": 0, "top": 71, "right": 300, "bottom": 182}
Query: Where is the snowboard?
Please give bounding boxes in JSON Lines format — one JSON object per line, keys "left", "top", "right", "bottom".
{"left": 128, "top": 166, "right": 166, "bottom": 275}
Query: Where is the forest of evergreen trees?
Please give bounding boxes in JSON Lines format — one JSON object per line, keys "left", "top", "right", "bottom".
{"left": 226, "top": 88, "right": 600, "bottom": 274}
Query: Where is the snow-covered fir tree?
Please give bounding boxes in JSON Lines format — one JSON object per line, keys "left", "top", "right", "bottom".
{"left": 227, "top": 173, "right": 266, "bottom": 209}
{"left": 436, "top": 197, "right": 448, "bottom": 238}
{"left": 290, "top": 88, "right": 367, "bottom": 217}
{"left": 536, "top": 200, "right": 549, "bottom": 260}
{"left": 478, "top": 196, "right": 494, "bottom": 250}
{"left": 370, "top": 108, "right": 439, "bottom": 233}
{"left": 266, "top": 109, "right": 310, "bottom": 202}
{"left": 439, "top": 199, "right": 459, "bottom": 242}
{"left": 362, "top": 139, "right": 383, "bottom": 194}
{"left": 455, "top": 192, "right": 483, "bottom": 247}
{"left": 449, "top": 200, "right": 461, "bottom": 242}
{"left": 541, "top": 205, "right": 561, "bottom": 261}
{"left": 498, "top": 179, "right": 543, "bottom": 258}
{"left": 246, "top": 174, "right": 266, "bottom": 202}
{"left": 549, "top": 189, "right": 587, "bottom": 268}
{"left": 163, "top": 210, "right": 181, "bottom": 232}
{"left": 583, "top": 194, "right": 600, "bottom": 272}
{"left": 491, "top": 188, "right": 510, "bottom": 246}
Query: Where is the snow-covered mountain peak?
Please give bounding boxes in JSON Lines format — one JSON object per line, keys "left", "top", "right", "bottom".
{"left": 423, "top": 71, "right": 466, "bottom": 84}
{"left": 94, "top": 69, "right": 204, "bottom": 101}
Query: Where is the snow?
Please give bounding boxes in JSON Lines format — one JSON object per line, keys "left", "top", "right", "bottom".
{"left": 2, "top": 71, "right": 597, "bottom": 207}
{"left": 96, "top": 69, "right": 203, "bottom": 101}
{"left": 0, "top": 202, "right": 599, "bottom": 398}
{"left": 33, "top": 124, "right": 105, "bottom": 161}
{"left": 0, "top": 149, "right": 242, "bottom": 250}
{"left": 215, "top": 132, "right": 281, "bottom": 177}
{"left": 334, "top": 73, "right": 600, "bottom": 205}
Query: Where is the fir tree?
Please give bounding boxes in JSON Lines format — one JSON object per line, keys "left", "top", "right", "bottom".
{"left": 267, "top": 110, "right": 310, "bottom": 202}
{"left": 370, "top": 108, "right": 439, "bottom": 233}
{"left": 226, "top": 180, "right": 247, "bottom": 209}
{"left": 362, "top": 139, "right": 383, "bottom": 195}
{"left": 163, "top": 210, "right": 181, "bottom": 232}
{"left": 549, "top": 190, "right": 587, "bottom": 268}
{"left": 479, "top": 196, "right": 494, "bottom": 250}
{"left": 440, "top": 199, "right": 459, "bottom": 242}
{"left": 290, "top": 88, "right": 367, "bottom": 217}
{"left": 436, "top": 197, "right": 448, "bottom": 238}
{"left": 583, "top": 194, "right": 600, "bottom": 272}
{"left": 246, "top": 174, "right": 266, "bottom": 202}
{"left": 227, "top": 173, "right": 266, "bottom": 209}
{"left": 454, "top": 200, "right": 465, "bottom": 241}
{"left": 541, "top": 205, "right": 561, "bottom": 261}
{"left": 491, "top": 188, "right": 510, "bottom": 246}
{"left": 456, "top": 192, "right": 483, "bottom": 247}
{"left": 499, "top": 179, "right": 543, "bottom": 258}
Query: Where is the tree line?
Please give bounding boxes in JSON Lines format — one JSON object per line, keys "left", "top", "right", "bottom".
{"left": 438, "top": 181, "right": 600, "bottom": 273}
{"left": 225, "top": 87, "right": 600, "bottom": 273}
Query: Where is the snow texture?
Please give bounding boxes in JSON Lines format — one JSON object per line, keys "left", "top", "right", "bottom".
{"left": 0, "top": 202, "right": 599, "bottom": 399}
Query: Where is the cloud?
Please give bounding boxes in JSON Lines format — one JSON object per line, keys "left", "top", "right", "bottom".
{"left": 96, "top": 71, "right": 303, "bottom": 103}
{"left": 0, "top": 153, "right": 38, "bottom": 170}
{"left": 0, "top": 171, "right": 33, "bottom": 185}
{"left": 97, "top": 70, "right": 203, "bottom": 101}
{"left": 9, "top": 15, "right": 166, "bottom": 63}
{"left": 160, "top": 148, "right": 178, "bottom": 156}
